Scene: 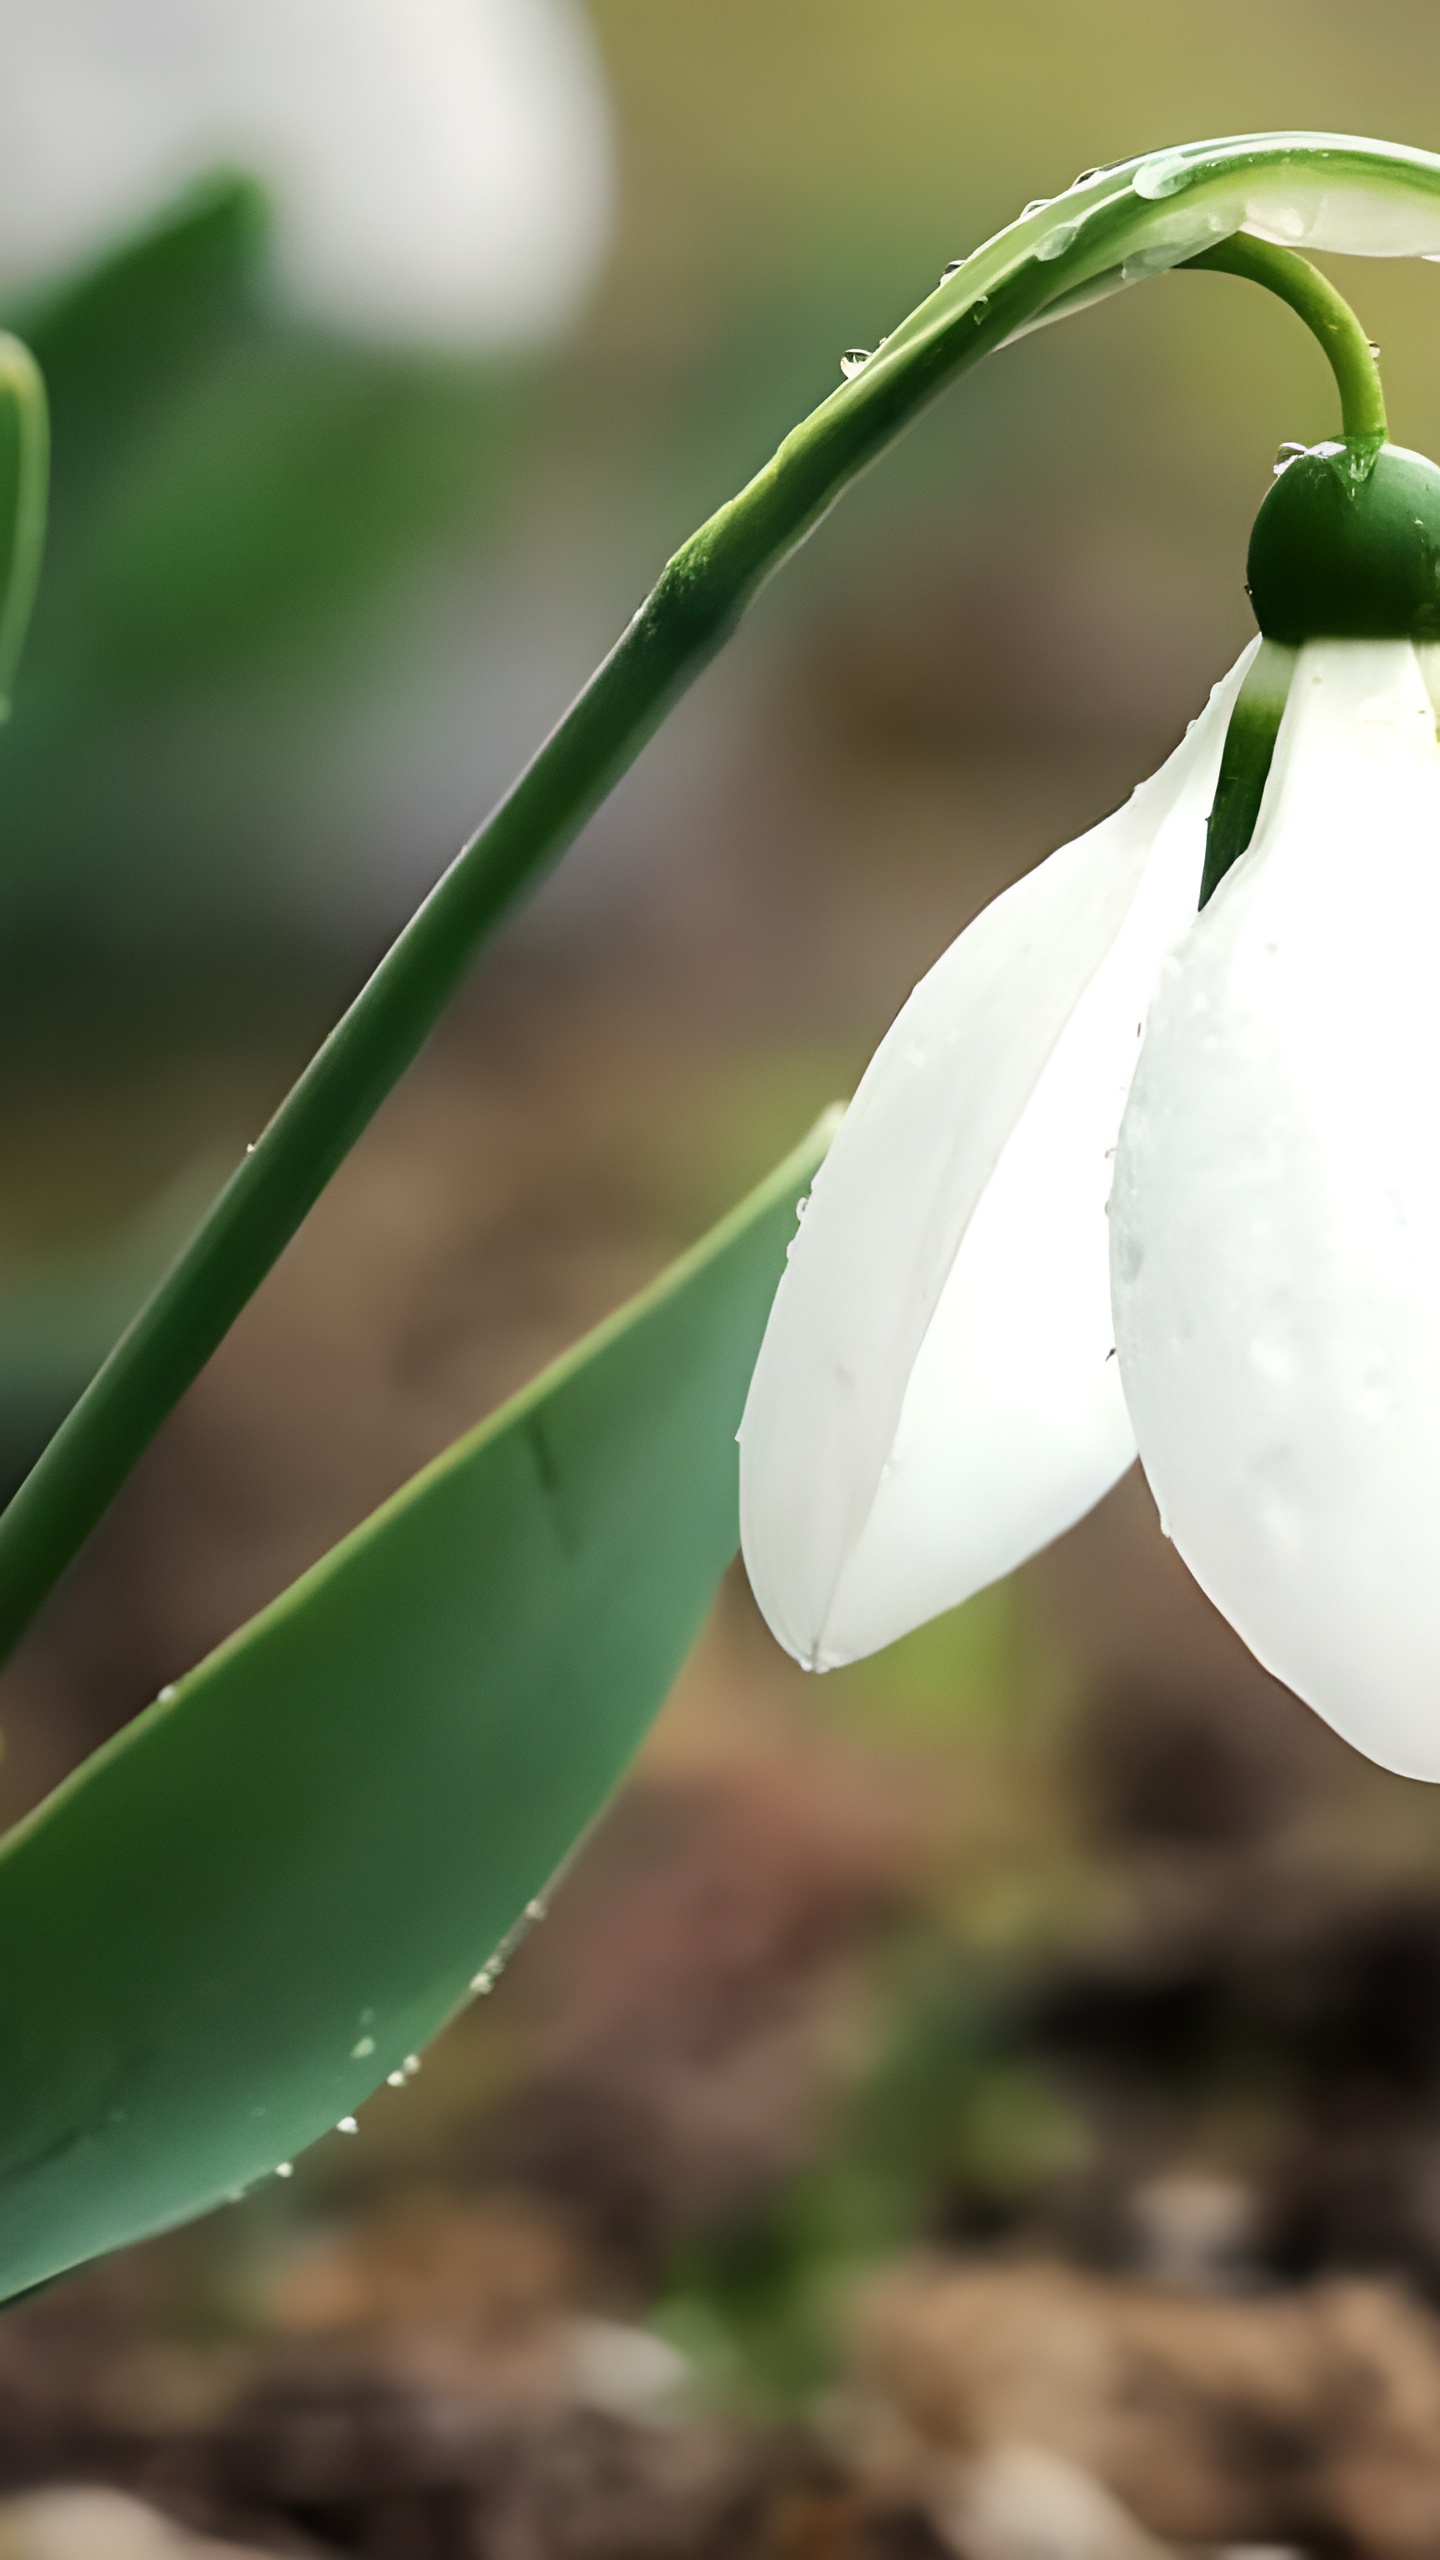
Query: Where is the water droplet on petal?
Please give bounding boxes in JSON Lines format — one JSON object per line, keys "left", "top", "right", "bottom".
{"left": 158, "top": 1685, "right": 176, "bottom": 1704}
{"left": 350, "top": 2035, "right": 375, "bottom": 2058}
{"left": 1021, "top": 198, "right": 1049, "bottom": 217}
{"left": 971, "top": 295, "right": 990, "bottom": 319}
{"left": 1273, "top": 441, "right": 1308, "bottom": 476}
{"left": 526, "top": 1898, "right": 548, "bottom": 1921}
{"left": 337, "top": 2115, "right": 359, "bottom": 2135}
{"left": 275, "top": 2161, "right": 294, "bottom": 2179}
{"left": 839, "top": 349, "right": 870, "bottom": 378}
{"left": 941, "top": 257, "right": 966, "bottom": 278}
{"left": 1072, "top": 167, "right": 1101, "bottom": 187}
{"left": 1368, "top": 340, "right": 1382, "bottom": 358}
{"left": 403, "top": 2054, "right": 421, "bottom": 2077}
{"left": 386, "top": 2070, "right": 406, "bottom": 2087}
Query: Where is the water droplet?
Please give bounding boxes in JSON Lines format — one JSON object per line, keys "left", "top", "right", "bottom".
{"left": 1369, "top": 340, "right": 1382, "bottom": 358}
{"left": 970, "top": 295, "right": 990, "bottom": 319}
{"left": 275, "top": 2161, "right": 294, "bottom": 2179}
{"left": 245, "top": 1143, "right": 255, "bottom": 1155}
{"left": 386, "top": 2069, "right": 406, "bottom": 2087}
{"left": 1132, "top": 153, "right": 1191, "bottom": 201}
{"left": 794, "top": 1194, "right": 809, "bottom": 1219}
{"left": 158, "top": 1685, "right": 176, "bottom": 1703}
{"left": 526, "top": 1898, "right": 548, "bottom": 1921}
{"left": 1021, "top": 198, "right": 1049, "bottom": 217}
{"left": 1035, "top": 219, "right": 1082, "bottom": 262}
{"left": 839, "top": 349, "right": 870, "bottom": 378}
{"left": 225, "top": 2186, "right": 245, "bottom": 2204}
{"left": 941, "top": 257, "right": 966, "bottom": 279}
{"left": 350, "top": 2036, "right": 375, "bottom": 2059}
{"left": 403, "top": 2054, "right": 421, "bottom": 2077}
{"left": 336, "top": 2115, "right": 359, "bottom": 2135}
{"left": 471, "top": 1967, "right": 496, "bottom": 1994}
{"left": 1072, "top": 167, "right": 1101, "bottom": 187}
{"left": 1273, "top": 440, "right": 1308, "bottom": 476}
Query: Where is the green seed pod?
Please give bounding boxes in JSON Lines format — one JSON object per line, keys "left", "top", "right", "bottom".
{"left": 1248, "top": 440, "right": 1440, "bottom": 644}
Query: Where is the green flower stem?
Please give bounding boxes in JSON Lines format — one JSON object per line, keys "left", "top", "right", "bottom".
{"left": 4, "top": 131, "right": 1440, "bottom": 1665}
{"left": 0, "top": 334, "right": 48, "bottom": 719}
{"left": 1183, "top": 233, "right": 1389, "bottom": 449}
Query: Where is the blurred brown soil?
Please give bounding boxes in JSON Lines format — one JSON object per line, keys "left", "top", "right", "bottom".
{"left": 849, "top": 2256, "right": 1440, "bottom": 2560}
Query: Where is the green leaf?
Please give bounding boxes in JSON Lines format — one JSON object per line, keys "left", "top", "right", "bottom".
{"left": 4, "top": 172, "right": 269, "bottom": 512}
{"left": 0, "top": 1114, "right": 834, "bottom": 2303}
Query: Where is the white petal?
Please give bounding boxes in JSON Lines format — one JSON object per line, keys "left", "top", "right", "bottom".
{"left": 741, "top": 643, "right": 1256, "bottom": 1670}
{"left": 0, "top": 0, "right": 613, "bottom": 347}
{"left": 1111, "top": 640, "right": 1440, "bottom": 1779}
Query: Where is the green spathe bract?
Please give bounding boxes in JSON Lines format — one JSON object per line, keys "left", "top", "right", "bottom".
{"left": 0, "top": 1116, "right": 832, "bottom": 2304}
{"left": 1249, "top": 441, "right": 1440, "bottom": 643}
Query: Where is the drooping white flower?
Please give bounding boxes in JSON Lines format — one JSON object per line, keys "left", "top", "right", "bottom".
{"left": 0, "top": 0, "right": 612, "bottom": 348}
{"left": 1111, "top": 639, "right": 1440, "bottom": 1779}
{"left": 739, "top": 624, "right": 1440, "bottom": 1781}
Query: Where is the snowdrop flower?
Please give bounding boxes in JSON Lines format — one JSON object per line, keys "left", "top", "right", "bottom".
{"left": 0, "top": 0, "right": 612, "bottom": 347}
{"left": 741, "top": 431, "right": 1440, "bottom": 1781}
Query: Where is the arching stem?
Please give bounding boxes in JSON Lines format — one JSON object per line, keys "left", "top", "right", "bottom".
{"left": 1183, "top": 234, "right": 1388, "bottom": 451}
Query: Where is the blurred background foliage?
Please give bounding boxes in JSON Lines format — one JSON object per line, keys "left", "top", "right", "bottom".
{"left": 12, "top": 9, "right": 1440, "bottom": 2552}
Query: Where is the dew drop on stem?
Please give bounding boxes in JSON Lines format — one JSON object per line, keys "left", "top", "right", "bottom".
{"left": 839, "top": 349, "right": 869, "bottom": 378}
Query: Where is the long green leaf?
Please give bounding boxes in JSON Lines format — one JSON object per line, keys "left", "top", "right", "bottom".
{"left": 0, "top": 1115, "right": 833, "bottom": 2303}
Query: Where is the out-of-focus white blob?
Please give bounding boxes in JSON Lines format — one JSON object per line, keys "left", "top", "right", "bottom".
{"left": 739, "top": 644, "right": 1256, "bottom": 1672}
{"left": 1112, "top": 640, "right": 1440, "bottom": 1780}
{"left": 0, "top": 0, "right": 612, "bottom": 346}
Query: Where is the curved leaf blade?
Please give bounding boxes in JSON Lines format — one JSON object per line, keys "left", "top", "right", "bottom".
{"left": 0, "top": 1115, "right": 834, "bottom": 2302}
